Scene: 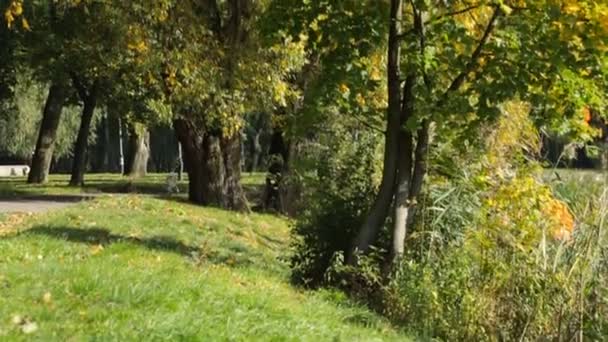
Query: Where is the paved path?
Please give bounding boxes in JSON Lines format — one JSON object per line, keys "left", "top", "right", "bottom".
{"left": 0, "top": 195, "right": 92, "bottom": 213}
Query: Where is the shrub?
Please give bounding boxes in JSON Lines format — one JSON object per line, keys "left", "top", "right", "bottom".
{"left": 290, "top": 129, "right": 381, "bottom": 288}
{"left": 291, "top": 101, "right": 608, "bottom": 340}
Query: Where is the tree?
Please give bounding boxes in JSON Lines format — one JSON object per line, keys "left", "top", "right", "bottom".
{"left": 351, "top": 0, "right": 608, "bottom": 263}
{"left": 125, "top": 0, "right": 306, "bottom": 209}
{"left": 261, "top": 0, "right": 388, "bottom": 214}
{"left": 5, "top": 0, "right": 148, "bottom": 184}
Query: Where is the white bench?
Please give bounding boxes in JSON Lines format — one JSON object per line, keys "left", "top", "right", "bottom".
{"left": 0, "top": 165, "right": 30, "bottom": 177}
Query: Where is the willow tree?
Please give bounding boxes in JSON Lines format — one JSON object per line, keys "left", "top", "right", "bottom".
{"left": 351, "top": 0, "right": 608, "bottom": 263}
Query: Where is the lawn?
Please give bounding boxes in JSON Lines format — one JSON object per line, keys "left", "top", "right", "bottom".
{"left": 0, "top": 173, "right": 265, "bottom": 197}
{"left": 0, "top": 189, "right": 408, "bottom": 340}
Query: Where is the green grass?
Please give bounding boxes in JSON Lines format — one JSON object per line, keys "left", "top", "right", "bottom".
{"left": 0, "top": 173, "right": 265, "bottom": 198}
{"left": 0, "top": 195, "right": 407, "bottom": 340}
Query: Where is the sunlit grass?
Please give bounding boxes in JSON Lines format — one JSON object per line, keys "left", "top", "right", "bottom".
{"left": 0, "top": 195, "right": 407, "bottom": 340}
{"left": 0, "top": 173, "right": 265, "bottom": 197}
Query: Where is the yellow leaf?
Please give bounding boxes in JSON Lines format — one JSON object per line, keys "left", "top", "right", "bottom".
{"left": 4, "top": 10, "right": 14, "bottom": 28}
{"left": 21, "top": 17, "right": 29, "bottom": 31}
{"left": 42, "top": 292, "right": 52, "bottom": 304}
{"left": 339, "top": 83, "right": 350, "bottom": 95}
{"left": 90, "top": 244, "right": 104, "bottom": 255}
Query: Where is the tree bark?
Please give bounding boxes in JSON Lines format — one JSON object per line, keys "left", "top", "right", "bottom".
{"left": 126, "top": 126, "right": 150, "bottom": 178}
{"left": 28, "top": 83, "right": 66, "bottom": 184}
{"left": 174, "top": 119, "right": 205, "bottom": 203}
{"left": 174, "top": 118, "right": 249, "bottom": 211}
{"left": 349, "top": 0, "right": 403, "bottom": 264}
{"left": 69, "top": 80, "right": 100, "bottom": 186}
{"left": 392, "top": 76, "right": 416, "bottom": 259}
{"left": 220, "top": 134, "right": 248, "bottom": 211}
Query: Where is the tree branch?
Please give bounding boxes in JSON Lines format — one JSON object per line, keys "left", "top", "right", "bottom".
{"left": 398, "top": 3, "right": 484, "bottom": 41}
{"left": 429, "top": 4, "right": 482, "bottom": 24}
{"left": 352, "top": 114, "right": 386, "bottom": 134}
{"left": 443, "top": 6, "right": 501, "bottom": 96}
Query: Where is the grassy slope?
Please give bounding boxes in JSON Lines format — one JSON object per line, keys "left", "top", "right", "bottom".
{"left": 0, "top": 193, "right": 407, "bottom": 340}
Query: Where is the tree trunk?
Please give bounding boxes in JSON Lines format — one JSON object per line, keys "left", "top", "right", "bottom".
{"left": 220, "top": 134, "right": 248, "bottom": 211}
{"left": 174, "top": 118, "right": 248, "bottom": 211}
{"left": 250, "top": 130, "right": 262, "bottom": 172}
{"left": 118, "top": 117, "right": 125, "bottom": 174}
{"left": 264, "top": 129, "right": 289, "bottom": 212}
{"left": 95, "top": 112, "right": 110, "bottom": 172}
{"left": 174, "top": 119, "right": 205, "bottom": 203}
{"left": 126, "top": 126, "right": 150, "bottom": 178}
{"left": 392, "top": 76, "right": 416, "bottom": 259}
{"left": 69, "top": 81, "right": 100, "bottom": 186}
{"left": 28, "top": 83, "right": 66, "bottom": 184}
{"left": 202, "top": 134, "right": 225, "bottom": 205}
{"left": 177, "top": 142, "right": 184, "bottom": 180}
{"left": 349, "top": 0, "right": 403, "bottom": 264}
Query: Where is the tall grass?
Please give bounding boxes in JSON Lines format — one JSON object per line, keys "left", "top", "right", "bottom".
{"left": 549, "top": 170, "right": 608, "bottom": 339}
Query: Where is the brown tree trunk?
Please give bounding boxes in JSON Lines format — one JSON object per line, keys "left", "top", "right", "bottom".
{"left": 174, "top": 118, "right": 248, "bottom": 211}
{"left": 220, "top": 134, "right": 248, "bottom": 211}
{"left": 349, "top": 0, "right": 403, "bottom": 264}
{"left": 69, "top": 80, "right": 100, "bottom": 186}
{"left": 28, "top": 83, "right": 66, "bottom": 184}
{"left": 174, "top": 119, "right": 205, "bottom": 203}
{"left": 126, "top": 126, "right": 150, "bottom": 178}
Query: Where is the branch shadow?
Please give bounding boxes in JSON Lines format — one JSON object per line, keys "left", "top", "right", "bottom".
{"left": 22, "top": 226, "right": 259, "bottom": 268}
{"left": 25, "top": 226, "right": 202, "bottom": 257}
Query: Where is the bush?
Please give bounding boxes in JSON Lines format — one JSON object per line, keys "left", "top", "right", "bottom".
{"left": 290, "top": 129, "right": 381, "bottom": 288}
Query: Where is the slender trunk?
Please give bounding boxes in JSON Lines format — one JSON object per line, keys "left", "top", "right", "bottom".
{"left": 118, "top": 117, "right": 125, "bottom": 174}
{"left": 126, "top": 126, "right": 150, "bottom": 178}
{"left": 349, "top": 0, "right": 403, "bottom": 263}
{"left": 392, "top": 76, "right": 416, "bottom": 259}
{"left": 69, "top": 81, "right": 100, "bottom": 186}
{"left": 28, "top": 83, "right": 66, "bottom": 184}
{"left": 264, "top": 129, "right": 289, "bottom": 212}
{"left": 250, "top": 130, "right": 262, "bottom": 172}
{"left": 400, "top": 120, "right": 431, "bottom": 238}
{"left": 177, "top": 142, "right": 184, "bottom": 181}
{"left": 100, "top": 112, "right": 110, "bottom": 171}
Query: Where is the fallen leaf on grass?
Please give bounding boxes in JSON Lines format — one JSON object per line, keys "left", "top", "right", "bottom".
{"left": 11, "top": 315, "right": 38, "bottom": 334}
{"left": 42, "top": 292, "right": 52, "bottom": 304}
{"left": 90, "top": 244, "right": 104, "bottom": 255}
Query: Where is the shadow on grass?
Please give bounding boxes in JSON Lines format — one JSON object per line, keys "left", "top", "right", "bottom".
{"left": 0, "top": 179, "right": 263, "bottom": 208}
{"left": 23, "top": 226, "right": 259, "bottom": 268}
{"left": 26, "top": 226, "right": 202, "bottom": 257}
{"left": 0, "top": 194, "right": 95, "bottom": 202}
{"left": 152, "top": 184, "right": 266, "bottom": 213}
